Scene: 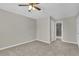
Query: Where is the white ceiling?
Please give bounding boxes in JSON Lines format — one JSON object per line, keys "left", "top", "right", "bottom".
{"left": 0, "top": 3, "right": 79, "bottom": 19}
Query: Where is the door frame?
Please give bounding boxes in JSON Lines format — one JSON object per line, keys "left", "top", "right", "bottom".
{"left": 50, "top": 18, "right": 56, "bottom": 43}
{"left": 55, "top": 21, "right": 63, "bottom": 41}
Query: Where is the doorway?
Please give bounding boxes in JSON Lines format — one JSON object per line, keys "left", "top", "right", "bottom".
{"left": 55, "top": 21, "right": 63, "bottom": 40}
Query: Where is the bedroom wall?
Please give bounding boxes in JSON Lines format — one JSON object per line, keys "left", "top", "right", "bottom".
{"left": 76, "top": 15, "right": 79, "bottom": 46}
{"left": 0, "top": 9, "right": 36, "bottom": 49}
{"left": 37, "top": 16, "right": 50, "bottom": 43}
{"left": 62, "top": 16, "right": 77, "bottom": 44}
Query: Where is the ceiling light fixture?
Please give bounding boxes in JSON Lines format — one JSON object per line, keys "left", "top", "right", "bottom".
{"left": 19, "top": 3, "right": 41, "bottom": 12}
{"left": 28, "top": 5, "right": 32, "bottom": 12}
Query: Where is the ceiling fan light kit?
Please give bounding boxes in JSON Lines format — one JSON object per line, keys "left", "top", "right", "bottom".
{"left": 28, "top": 5, "right": 36, "bottom": 12}
{"left": 19, "top": 3, "right": 41, "bottom": 12}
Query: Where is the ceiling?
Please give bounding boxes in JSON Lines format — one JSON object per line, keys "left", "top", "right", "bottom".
{"left": 0, "top": 3, "right": 79, "bottom": 19}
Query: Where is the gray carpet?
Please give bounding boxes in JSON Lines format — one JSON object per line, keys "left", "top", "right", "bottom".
{"left": 0, "top": 39, "right": 79, "bottom": 56}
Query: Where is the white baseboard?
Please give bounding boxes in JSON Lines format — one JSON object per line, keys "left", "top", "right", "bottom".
{"left": 51, "top": 40, "right": 56, "bottom": 42}
{"left": 62, "top": 40, "right": 79, "bottom": 48}
{"left": 0, "top": 39, "right": 78, "bottom": 51}
{"left": 62, "top": 40, "right": 77, "bottom": 45}
{"left": 0, "top": 39, "right": 55, "bottom": 51}
{"left": 0, "top": 39, "right": 35, "bottom": 51}
{"left": 36, "top": 39, "right": 50, "bottom": 44}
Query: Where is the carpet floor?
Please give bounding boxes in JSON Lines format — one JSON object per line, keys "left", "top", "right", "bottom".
{"left": 0, "top": 39, "right": 79, "bottom": 56}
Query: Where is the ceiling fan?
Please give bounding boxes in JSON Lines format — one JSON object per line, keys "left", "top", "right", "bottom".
{"left": 18, "top": 3, "right": 41, "bottom": 12}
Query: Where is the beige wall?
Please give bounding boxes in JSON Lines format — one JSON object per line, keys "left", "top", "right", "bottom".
{"left": 62, "top": 16, "right": 77, "bottom": 43}
{"left": 76, "top": 15, "right": 79, "bottom": 46}
{"left": 37, "top": 16, "right": 50, "bottom": 43}
{"left": 0, "top": 8, "right": 77, "bottom": 49}
{"left": 0, "top": 9, "right": 36, "bottom": 48}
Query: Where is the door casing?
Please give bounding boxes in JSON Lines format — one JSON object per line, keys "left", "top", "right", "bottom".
{"left": 55, "top": 21, "right": 63, "bottom": 41}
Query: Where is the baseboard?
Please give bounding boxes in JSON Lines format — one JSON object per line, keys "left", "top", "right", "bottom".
{"left": 0, "top": 39, "right": 35, "bottom": 51}
{"left": 36, "top": 39, "right": 50, "bottom": 44}
{"left": 51, "top": 40, "right": 56, "bottom": 42}
{"left": 1, "top": 39, "right": 78, "bottom": 51}
{"left": 62, "top": 40, "right": 77, "bottom": 45}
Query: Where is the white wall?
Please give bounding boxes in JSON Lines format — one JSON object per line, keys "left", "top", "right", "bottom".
{"left": 37, "top": 16, "right": 50, "bottom": 43}
{"left": 50, "top": 17, "right": 56, "bottom": 41}
{"left": 76, "top": 15, "right": 79, "bottom": 46}
{"left": 37, "top": 15, "right": 77, "bottom": 44}
{"left": 0, "top": 9, "right": 36, "bottom": 49}
{"left": 62, "top": 16, "right": 77, "bottom": 43}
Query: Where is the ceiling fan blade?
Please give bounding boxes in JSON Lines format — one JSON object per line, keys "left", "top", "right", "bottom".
{"left": 35, "top": 3, "right": 40, "bottom": 4}
{"left": 18, "top": 4, "right": 29, "bottom": 6}
{"left": 34, "top": 6, "right": 41, "bottom": 10}
{"left": 29, "top": 3, "right": 39, "bottom": 5}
